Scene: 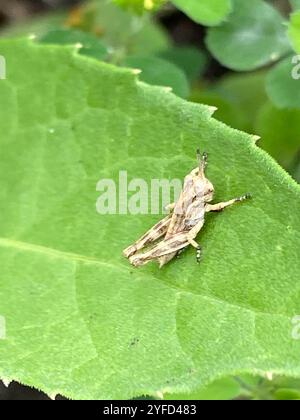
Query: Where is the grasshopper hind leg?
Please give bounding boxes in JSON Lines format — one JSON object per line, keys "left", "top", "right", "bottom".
{"left": 196, "top": 245, "right": 202, "bottom": 264}
{"left": 123, "top": 214, "right": 172, "bottom": 259}
{"left": 176, "top": 245, "right": 202, "bottom": 263}
{"left": 187, "top": 236, "right": 203, "bottom": 264}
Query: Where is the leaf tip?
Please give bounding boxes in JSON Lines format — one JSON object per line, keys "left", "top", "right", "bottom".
{"left": 48, "top": 392, "right": 58, "bottom": 400}
{"left": 131, "top": 68, "right": 142, "bottom": 75}
{"left": 154, "top": 391, "right": 164, "bottom": 399}
{"left": 2, "top": 378, "right": 11, "bottom": 388}
{"left": 251, "top": 135, "right": 261, "bottom": 144}
{"left": 265, "top": 371, "right": 274, "bottom": 381}
{"left": 163, "top": 86, "right": 173, "bottom": 93}
{"left": 270, "top": 52, "right": 280, "bottom": 61}
{"left": 28, "top": 34, "right": 37, "bottom": 41}
{"left": 209, "top": 106, "right": 218, "bottom": 114}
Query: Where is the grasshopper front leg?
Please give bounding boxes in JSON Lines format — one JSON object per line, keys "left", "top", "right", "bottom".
{"left": 206, "top": 193, "right": 251, "bottom": 213}
{"left": 187, "top": 238, "right": 202, "bottom": 264}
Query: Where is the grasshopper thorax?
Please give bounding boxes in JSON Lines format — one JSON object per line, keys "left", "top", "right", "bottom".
{"left": 190, "top": 164, "right": 215, "bottom": 204}
{"left": 183, "top": 165, "right": 214, "bottom": 228}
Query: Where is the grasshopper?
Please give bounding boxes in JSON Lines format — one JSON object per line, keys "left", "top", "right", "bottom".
{"left": 123, "top": 150, "right": 251, "bottom": 268}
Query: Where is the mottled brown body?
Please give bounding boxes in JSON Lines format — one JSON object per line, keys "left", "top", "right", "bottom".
{"left": 123, "top": 150, "right": 251, "bottom": 268}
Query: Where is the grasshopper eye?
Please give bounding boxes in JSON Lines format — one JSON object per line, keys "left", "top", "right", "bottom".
{"left": 206, "top": 187, "right": 214, "bottom": 198}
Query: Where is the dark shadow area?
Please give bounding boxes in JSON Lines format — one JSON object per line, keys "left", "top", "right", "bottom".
{"left": 0, "top": 381, "right": 68, "bottom": 400}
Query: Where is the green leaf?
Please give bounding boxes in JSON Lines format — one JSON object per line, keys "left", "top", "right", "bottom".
{"left": 39, "top": 29, "right": 108, "bottom": 61}
{"left": 266, "top": 55, "right": 300, "bottom": 109}
{"left": 213, "top": 73, "right": 268, "bottom": 132}
{"left": 238, "top": 373, "right": 262, "bottom": 388}
{"left": 158, "top": 46, "right": 208, "bottom": 83}
{"left": 0, "top": 39, "right": 300, "bottom": 400}
{"left": 206, "top": 0, "right": 291, "bottom": 71}
{"left": 288, "top": 11, "right": 300, "bottom": 53}
{"left": 213, "top": 72, "right": 268, "bottom": 119}
{"left": 273, "top": 376, "right": 300, "bottom": 389}
{"left": 123, "top": 55, "right": 190, "bottom": 97}
{"left": 191, "top": 90, "right": 246, "bottom": 131}
{"left": 255, "top": 101, "right": 300, "bottom": 170}
{"left": 171, "top": 0, "right": 232, "bottom": 26}
{"left": 165, "top": 377, "right": 241, "bottom": 400}
{"left": 92, "top": 0, "right": 170, "bottom": 55}
{"left": 274, "top": 388, "right": 300, "bottom": 400}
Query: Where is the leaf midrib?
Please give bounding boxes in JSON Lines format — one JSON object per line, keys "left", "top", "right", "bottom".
{"left": 0, "top": 237, "right": 108, "bottom": 266}
{"left": 0, "top": 236, "right": 293, "bottom": 320}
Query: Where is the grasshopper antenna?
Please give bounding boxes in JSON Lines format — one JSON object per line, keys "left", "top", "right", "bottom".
{"left": 197, "top": 148, "right": 202, "bottom": 170}
{"left": 197, "top": 148, "right": 207, "bottom": 177}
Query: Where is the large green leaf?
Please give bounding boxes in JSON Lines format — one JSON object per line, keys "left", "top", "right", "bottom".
{"left": 171, "top": 0, "right": 232, "bottom": 26}
{"left": 206, "top": 0, "right": 291, "bottom": 71}
{"left": 0, "top": 39, "right": 300, "bottom": 400}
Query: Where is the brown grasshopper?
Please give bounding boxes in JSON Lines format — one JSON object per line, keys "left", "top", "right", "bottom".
{"left": 123, "top": 150, "right": 251, "bottom": 268}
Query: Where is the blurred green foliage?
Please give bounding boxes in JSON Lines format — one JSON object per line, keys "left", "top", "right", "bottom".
{"left": 288, "top": 11, "right": 300, "bottom": 52}
{"left": 171, "top": 0, "right": 232, "bottom": 26}
{"left": 206, "top": 0, "right": 291, "bottom": 71}
{"left": 113, "top": 0, "right": 166, "bottom": 13}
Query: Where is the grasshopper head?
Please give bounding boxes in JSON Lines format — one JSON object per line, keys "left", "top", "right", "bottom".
{"left": 194, "top": 149, "right": 214, "bottom": 203}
